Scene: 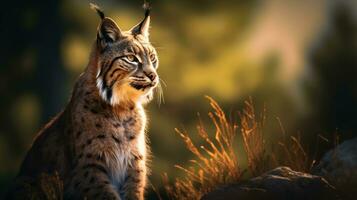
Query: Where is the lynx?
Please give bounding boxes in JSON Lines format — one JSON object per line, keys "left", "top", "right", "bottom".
{"left": 10, "top": 4, "right": 159, "bottom": 200}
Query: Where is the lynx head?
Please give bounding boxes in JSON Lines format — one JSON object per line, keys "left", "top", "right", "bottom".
{"left": 91, "top": 3, "right": 159, "bottom": 106}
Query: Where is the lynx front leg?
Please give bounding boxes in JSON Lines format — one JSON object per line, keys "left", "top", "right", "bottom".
{"left": 65, "top": 141, "right": 122, "bottom": 200}
{"left": 66, "top": 162, "right": 121, "bottom": 200}
{"left": 122, "top": 155, "right": 147, "bottom": 200}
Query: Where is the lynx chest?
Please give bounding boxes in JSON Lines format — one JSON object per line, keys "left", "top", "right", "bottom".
{"left": 106, "top": 108, "right": 147, "bottom": 188}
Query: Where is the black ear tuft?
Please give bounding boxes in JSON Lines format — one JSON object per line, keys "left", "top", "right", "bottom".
{"left": 91, "top": 3, "right": 122, "bottom": 49}
{"left": 143, "top": 1, "right": 151, "bottom": 18}
{"left": 130, "top": 1, "right": 152, "bottom": 39}
{"left": 90, "top": 3, "right": 105, "bottom": 20}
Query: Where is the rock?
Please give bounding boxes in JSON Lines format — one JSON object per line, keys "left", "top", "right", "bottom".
{"left": 313, "top": 137, "right": 357, "bottom": 199}
{"left": 202, "top": 166, "right": 338, "bottom": 200}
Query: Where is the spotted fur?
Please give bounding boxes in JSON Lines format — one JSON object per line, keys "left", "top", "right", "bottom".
{"left": 10, "top": 4, "right": 158, "bottom": 200}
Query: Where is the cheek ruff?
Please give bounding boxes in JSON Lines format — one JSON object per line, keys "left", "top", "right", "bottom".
{"left": 96, "top": 76, "right": 118, "bottom": 105}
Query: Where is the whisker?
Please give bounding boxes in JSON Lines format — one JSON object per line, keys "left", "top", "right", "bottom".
{"left": 159, "top": 78, "right": 167, "bottom": 87}
{"left": 154, "top": 80, "right": 163, "bottom": 106}
{"left": 157, "top": 78, "right": 165, "bottom": 106}
{"left": 156, "top": 82, "right": 161, "bottom": 106}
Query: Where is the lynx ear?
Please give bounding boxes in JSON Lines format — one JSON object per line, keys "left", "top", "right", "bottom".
{"left": 98, "top": 18, "right": 122, "bottom": 44}
{"left": 91, "top": 3, "right": 122, "bottom": 48}
{"left": 130, "top": 3, "right": 151, "bottom": 39}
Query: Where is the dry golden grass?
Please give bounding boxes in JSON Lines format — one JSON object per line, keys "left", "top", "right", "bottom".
{"left": 162, "top": 96, "right": 312, "bottom": 200}
{"left": 239, "top": 97, "right": 269, "bottom": 176}
{"left": 270, "top": 119, "right": 312, "bottom": 172}
{"left": 240, "top": 98, "right": 312, "bottom": 174}
{"left": 162, "top": 96, "right": 243, "bottom": 200}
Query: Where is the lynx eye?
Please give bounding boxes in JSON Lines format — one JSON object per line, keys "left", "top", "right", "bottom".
{"left": 127, "top": 55, "right": 135, "bottom": 62}
{"left": 123, "top": 55, "right": 138, "bottom": 64}
{"left": 149, "top": 54, "right": 156, "bottom": 62}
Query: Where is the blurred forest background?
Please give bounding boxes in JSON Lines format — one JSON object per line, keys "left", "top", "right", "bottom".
{"left": 0, "top": 0, "right": 356, "bottom": 198}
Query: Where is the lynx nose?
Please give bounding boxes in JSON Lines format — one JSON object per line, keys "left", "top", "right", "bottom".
{"left": 144, "top": 71, "right": 157, "bottom": 81}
